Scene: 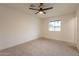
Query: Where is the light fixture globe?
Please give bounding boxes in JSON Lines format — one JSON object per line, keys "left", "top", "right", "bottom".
{"left": 39, "top": 11, "right": 43, "bottom": 14}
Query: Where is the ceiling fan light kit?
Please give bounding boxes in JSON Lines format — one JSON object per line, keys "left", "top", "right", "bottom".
{"left": 39, "top": 11, "right": 44, "bottom": 14}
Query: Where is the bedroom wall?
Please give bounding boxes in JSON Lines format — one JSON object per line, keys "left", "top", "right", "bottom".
{"left": 0, "top": 6, "right": 41, "bottom": 50}
{"left": 76, "top": 6, "right": 79, "bottom": 50}
{"left": 41, "top": 13, "right": 76, "bottom": 44}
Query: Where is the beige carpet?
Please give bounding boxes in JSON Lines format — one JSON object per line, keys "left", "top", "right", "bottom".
{"left": 0, "top": 38, "right": 79, "bottom": 56}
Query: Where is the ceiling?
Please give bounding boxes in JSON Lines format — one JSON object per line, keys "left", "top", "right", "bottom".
{"left": 0, "top": 3, "right": 78, "bottom": 18}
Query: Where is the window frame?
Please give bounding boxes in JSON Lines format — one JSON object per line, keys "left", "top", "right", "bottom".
{"left": 49, "top": 20, "right": 61, "bottom": 32}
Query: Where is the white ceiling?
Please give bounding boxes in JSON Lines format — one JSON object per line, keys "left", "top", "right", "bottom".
{"left": 0, "top": 3, "right": 78, "bottom": 18}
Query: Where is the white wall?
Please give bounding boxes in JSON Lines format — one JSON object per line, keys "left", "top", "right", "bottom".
{"left": 76, "top": 7, "right": 79, "bottom": 50}
{"left": 74, "top": 13, "right": 77, "bottom": 45}
{"left": 42, "top": 13, "right": 76, "bottom": 44}
{"left": 0, "top": 6, "right": 41, "bottom": 50}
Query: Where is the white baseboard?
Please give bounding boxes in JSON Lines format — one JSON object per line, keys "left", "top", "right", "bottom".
{"left": 41, "top": 37, "right": 77, "bottom": 48}
{"left": 0, "top": 37, "right": 78, "bottom": 52}
{"left": 0, "top": 36, "right": 39, "bottom": 51}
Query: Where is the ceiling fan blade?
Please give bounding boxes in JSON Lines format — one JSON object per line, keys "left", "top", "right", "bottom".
{"left": 43, "top": 11, "right": 46, "bottom": 14}
{"left": 43, "top": 7, "right": 53, "bottom": 10}
{"left": 29, "top": 8, "right": 38, "bottom": 10}
{"left": 35, "top": 12, "right": 39, "bottom": 14}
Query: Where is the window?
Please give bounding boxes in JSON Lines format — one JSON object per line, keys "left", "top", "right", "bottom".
{"left": 49, "top": 20, "right": 61, "bottom": 31}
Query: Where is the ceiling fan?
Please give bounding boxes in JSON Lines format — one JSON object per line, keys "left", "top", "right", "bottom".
{"left": 29, "top": 3, "right": 53, "bottom": 14}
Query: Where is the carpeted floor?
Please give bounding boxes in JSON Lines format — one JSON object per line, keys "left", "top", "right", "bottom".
{"left": 0, "top": 38, "right": 79, "bottom": 56}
